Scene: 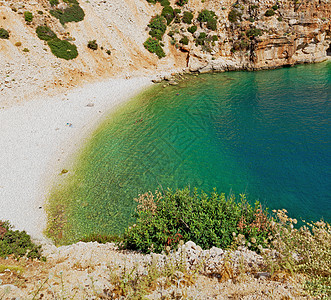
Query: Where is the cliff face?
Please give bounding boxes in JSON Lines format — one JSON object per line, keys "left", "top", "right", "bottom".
{"left": 0, "top": 0, "right": 329, "bottom": 106}
{"left": 182, "top": 0, "right": 330, "bottom": 72}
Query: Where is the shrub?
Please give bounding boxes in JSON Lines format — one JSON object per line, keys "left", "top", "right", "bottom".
{"left": 87, "top": 39, "right": 98, "bottom": 50}
{"left": 36, "top": 25, "right": 57, "bottom": 41}
{"left": 265, "top": 210, "right": 331, "bottom": 298}
{"left": 174, "top": 15, "right": 181, "bottom": 23}
{"left": 144, "top": 37, "right": 165, "bottom": 58}
{"left": 206, "top": 18, "right": 217, "bottom": 30}
{"left": 0, "top": 221, "right": 43, "bottom": 259}
{"left": 176, "top": 0, "right": 188, "bottom": 6}
{"left": 195, "top": 32, "right": 207, "bottom": 45}
{"left": 197, "top": 10, "right": 217, "bottom": 30}
{"left": 265, "top": 9, "right": 275, "bottom": 17}
{"left": 161, "top": 5, "right": 174, "bottom": 25}
{"left": 277, "top": 16, "right": 283, "bottom": 22}
{"left": 179, "top": 35, "right": 189, "bottom": 45}
{"left": 187, "top": 25, "right": 197, "bottom": 34}
{"left": 148, "top": 15, "right": 167, "bottom": 40}
{"left": 49, "top": 0, "right": 59, "bottom": 6}
{"left": 50, "top": 3, "right": 85, "bottom": 25}
{"left": 272, "top": 5, "right": 278, "bottom": 10}
{"left": 232, "top": 39, "right": 249, "bottom": 51}
{"left": 122, "top": 188, "right": 273, "bottom": 253}
{"left": 246, "top": 27, "right": 262, "bottom": 38}
{"left": 197, "top": 10, "right": 215, "bottom": 22}
{"left": 0, "top": 28, "right": 9, "bottom": 39}
{"left": 24, "top": 11, "right": 33, "bottom": 23}
{"left": 182, "top": 11, "right": 193, "bottom": 24}
{"left": 47, "top": 38, "right": 78, "bottom": 60}
{"left": 228, "top": 9, "right": 241, "bottom": 22}
{"left": 23, "top": 48, "right": 29, "bottom": 52}
{"left": 15, "top": 42, "right": 22, "bottom": 46}
{"left": 159, "top": 0, "right": 170, "bottom": 6}
{"left": 212, "top": 35, "right": 218, "bottom": 41}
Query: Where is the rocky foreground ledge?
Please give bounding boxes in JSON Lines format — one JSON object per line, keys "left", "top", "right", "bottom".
{"left": 0, "top": 241, "right": 306, "bottom": 299}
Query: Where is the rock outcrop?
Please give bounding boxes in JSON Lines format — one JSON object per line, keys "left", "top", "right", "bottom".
{"left": 0, "top": 241, "right": 305, "bottom": 299}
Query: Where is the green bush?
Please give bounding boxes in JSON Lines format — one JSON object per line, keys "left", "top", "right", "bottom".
{"left": 195, "top": 32, "right": 207, "bottom": 45}
{"left": 24, "top": 11, "right": 33, "bottom": 23}
{"left": 148, "top": 15, "right": 167, "bottom": 40}
{"left": 0, "top": 221, "right": 43, "bottom": 259}
{"left": 265, "top": 9, "right": 275, "bottom": 17}
{"left": 182, "top": 11, "right": 193, "bottom": 24}
{"left": 179, "top": 35, "right": 189, "bottom": 45}
{"left": 232, "top": 39, "right": 249, "bottom": 51}
{"left": 47, "top": 38, "right": 78, "bottom": 60}
{"left": 197, "top": 10, "right": 217, "bottom": 30}
{"left": 176, "top": 0, "right": 188, "bottom": 6}
{"left": 0, "top": 28, "right": 9, "bottom": 39}
{"left": 161, "top": 5, "right": 175, "bottom": 25}
{"left": 159, "top": 0, "right": 170, "bottom": 6}
{"left": 187, "top": 25, "right": 197, "bottom": 33}
{"left": 246, "top": 27, "right": 262, "bottom": 38}
{"left": 272, "top": 5, "right": 278, "bottom": 10}
{"left": 50, "top": 3, "right": 85, "bottom": 25}
{"left": 212, "top": 35, "right": 218, "bottom": 41}
{"left": 144, "top": 37, "right": 165, "bottom": 58}
{"left": 197, "top": 10, "right": 215, "bottom": 22}
{"left": 36, "top": 25, "right": 57, "bottom": 41}
{"left": 87, "top": 39, "right": 98, "bottom": 50}
{"left": 206, "top": 18, "right": 217, "bottom": 30}
{"left": 49, "top": 0, "right": 59, "bottom": 6}
{"left": 122, "top": 188, "right": 273, "bottom": 253}
{"left": 228, "top": 9, "right": 241, "bottom": 22}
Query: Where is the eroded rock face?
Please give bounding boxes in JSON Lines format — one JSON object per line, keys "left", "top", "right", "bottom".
{"left": 182, "top": 0, "right": 331, "bottom": 72}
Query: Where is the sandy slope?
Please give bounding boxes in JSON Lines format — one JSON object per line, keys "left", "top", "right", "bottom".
{"left": 0, "top": 77, "right": 152, "bottom": 241}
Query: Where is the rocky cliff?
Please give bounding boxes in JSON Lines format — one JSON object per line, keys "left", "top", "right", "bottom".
{"left": 0, "top": 0, "right": 330, "bottom": 106}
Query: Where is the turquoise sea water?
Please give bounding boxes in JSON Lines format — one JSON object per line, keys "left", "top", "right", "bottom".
{"left": 50, "top": 62, "right": 331, "bottom": 242}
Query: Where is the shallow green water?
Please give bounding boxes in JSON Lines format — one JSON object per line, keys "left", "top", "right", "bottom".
{"left": 49, "top": 62, "right": 331, "bottom": 243}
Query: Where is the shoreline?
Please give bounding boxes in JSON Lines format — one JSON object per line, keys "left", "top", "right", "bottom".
{"left": 0, "top": 60, "right": 329, "bottom": 243}
{"left": 0, "top": 76, "right": 153, "bottom": 242}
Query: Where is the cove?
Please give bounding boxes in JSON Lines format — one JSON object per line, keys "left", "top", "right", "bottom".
{"left": 47, "top": 61, "right": 331, "bottom": 244}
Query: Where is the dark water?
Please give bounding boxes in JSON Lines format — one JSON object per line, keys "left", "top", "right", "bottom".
{"left": 50, "top": 62, "right": 331, "bottom": 243}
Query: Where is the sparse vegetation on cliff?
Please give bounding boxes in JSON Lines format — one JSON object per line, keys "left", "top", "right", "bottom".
{"left": 0, "top": 28, "right": 9, "bottom": 39}
{"left": 24, "top": 11, "right": 33, "bottom": 23}
{"left": 144, "top": 37, "right": 165, "bottom": 58}
{"left": 36, "top": 25, "right": 57, "bottom": 41}
{"left": 47, "top": 38, "right": 78, "bottom": 60}
{"left": 50, "top": 0, "right": 85, "bottom": 25}
{"left": 87, "top": 39, "right": 98, "bottom": 50}
{"left": 36, "top": 25, "right": 78, "bottom": 60}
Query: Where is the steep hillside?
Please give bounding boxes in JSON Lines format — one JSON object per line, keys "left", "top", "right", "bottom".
{"left": 0, "top": 0, "right": 330, "bottom": 105}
